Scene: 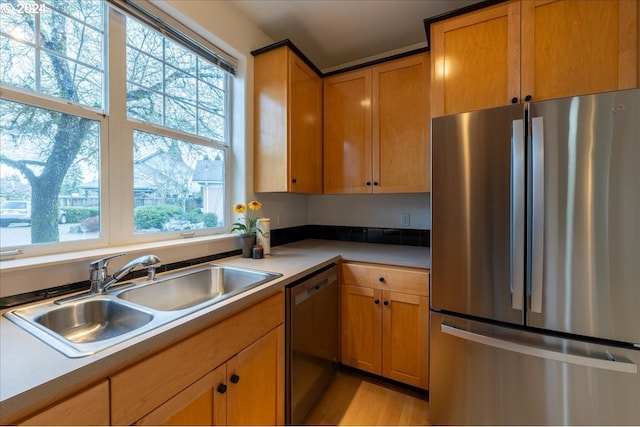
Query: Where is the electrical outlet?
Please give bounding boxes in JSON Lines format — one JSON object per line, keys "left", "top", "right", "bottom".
{"left": 401, "top": 212, "right": 410, "bottom": 227}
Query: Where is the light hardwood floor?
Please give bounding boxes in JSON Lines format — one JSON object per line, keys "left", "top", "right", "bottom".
{"left": 303, "top": 369, "right": 430, "bottom": 426}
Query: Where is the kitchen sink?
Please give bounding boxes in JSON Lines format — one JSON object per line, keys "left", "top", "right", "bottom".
{"left": 5, "top": 297, "right": 155, "bottom": 357}
{"left": 118, "top": 265, "right": 281, "bottom": 311}
{"left": 33, "top": 298, "right": 153, "bottom": 343}
{"left": 4, "top": 264, "right": 281, "bottom": 358}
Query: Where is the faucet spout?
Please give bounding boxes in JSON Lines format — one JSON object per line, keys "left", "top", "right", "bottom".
{"left": 91, "top": 254, "right": 161, "bottom": 294}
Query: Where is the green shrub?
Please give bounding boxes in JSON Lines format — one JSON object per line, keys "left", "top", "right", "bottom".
{"left": 185, "top": 208, "right": 203, "bottom": 223}
{"left": 134, "top": 205, "right": 183, "bottom": 230}
{"left": 202, "top": 213, "right": 218, "bottom": 227}
{"left": 62, "top": 206, "right": 100, "bottom": 223}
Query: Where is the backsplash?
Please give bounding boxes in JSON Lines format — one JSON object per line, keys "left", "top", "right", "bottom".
{"left": 271, "top": 225, "right": 430, "bottom": 247}
{"left": 0, "top": 226, "right": 429, "bottom": 309}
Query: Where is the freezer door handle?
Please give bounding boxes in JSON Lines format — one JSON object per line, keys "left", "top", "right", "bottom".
{"left": 510, "top": 119, "right": 525, "bottom": 311}
{"left": 441, "top": 323, "right": 637, "bottom": 374}
{"left": 530, "top": 116, "right": 545, "bottom": 313}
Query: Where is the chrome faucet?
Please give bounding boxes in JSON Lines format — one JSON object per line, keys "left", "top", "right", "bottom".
{"left": 89, "top": 253, "right": 161, "bottom": 294}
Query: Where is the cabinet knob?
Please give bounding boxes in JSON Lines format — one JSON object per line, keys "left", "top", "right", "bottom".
{"left": 525, "top": 95, "right": 532, "bottom": 102}
{"left": 373, "top": 181, "right": 379, "bottom": 186}
{"left": 292, "top": 178, "right": 297, "bottom": 184}
{"left": 217, "top": 384, "right": 227, "bottom": 394}
{"left": 379, "top": 277, "right": 385, "bottom": 283}
{"left": 511, "top": 97, "right": 518, "bottom": 104}
{"left": 366, "top": 181, "right": 371, "bottom": 186}
{"left": 230, "top": 374, "right": 240, "bottom": 384}
{"left": 374, "top": 299, "right": 380, "bottom": 304}
{"left": 383, "top": 300, "right": 389, "bottom": 306}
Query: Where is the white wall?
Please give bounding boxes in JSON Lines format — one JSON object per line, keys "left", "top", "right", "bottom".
{"left": 309, "top": 194, "right": 430, "bottom": 229}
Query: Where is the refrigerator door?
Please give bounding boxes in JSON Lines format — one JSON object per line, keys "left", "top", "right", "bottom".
{"left": 528, "top": 89, "right": 640, "bottom": 345}
{"left": 430, "top": 312, "right": 640, "bottom": 425}
{"left": 431, "top": 104, "right": 525, "bottom": 324}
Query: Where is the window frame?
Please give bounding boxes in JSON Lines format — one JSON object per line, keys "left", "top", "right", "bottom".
{"left": 0, "top": 1, "right": 235, "bottom": 259}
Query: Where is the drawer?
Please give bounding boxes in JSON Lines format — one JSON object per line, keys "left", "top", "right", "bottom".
{"left": 341, "top": 262, "right": 429, "bottom": 296}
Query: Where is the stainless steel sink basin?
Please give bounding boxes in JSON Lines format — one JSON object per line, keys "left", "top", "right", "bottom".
{"left": 33, "top": 299, "right": 153, "bottom": 343}
{"left": 5, "top": 297, "right": 154, "bottom": 357}
{"left": 118, "top": 265, "right": 281, "bottom": 311}
{"left": 4, "top": 263, "right": 281, "bottom": 358}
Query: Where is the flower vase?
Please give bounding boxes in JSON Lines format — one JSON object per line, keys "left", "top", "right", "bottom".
{"left": 240, "top": 234, "right": 255, "bottom": 258}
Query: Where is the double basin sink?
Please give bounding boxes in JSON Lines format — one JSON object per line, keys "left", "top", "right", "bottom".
{"left": 4, "top": 264, "right": 281, "bottom": 358}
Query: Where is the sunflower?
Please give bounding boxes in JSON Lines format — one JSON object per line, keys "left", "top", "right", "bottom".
{"left": 231, "top": 200, "right": 264, "bottom": 236}
{"left": 248, "top": 201, "right": 262, "bottom": 211}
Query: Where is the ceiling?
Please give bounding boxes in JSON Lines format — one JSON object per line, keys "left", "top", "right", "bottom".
{"left": 229, "top": 0, "right": 484, "bottom": 72}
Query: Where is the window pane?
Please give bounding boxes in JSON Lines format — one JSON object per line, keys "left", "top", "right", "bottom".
{"left": 127, "top": 48, "right": 163, "bottom": 90}
{"left": 198, "top": 109, "right": 224, "bottom": 141}
{"left": 0, "top": 36, "right": 35, "bottom": 90}
{"left": 0, "top": 6, "right": 35, "bottom": 43}
{"left": 41, "top": 54, "right": 102, "bottom": 107}
{"left": 0, "top": 100, "right": 101, "bottom": 248}
{"left": 133, "top": 130, "right": 224, "bottom": 234}
{"left": 127, "top": 83, "right": 163, "bottom": 125}
{"left": 166, "top": 39, "right": 196, "bottom": 74}
{"left": 166, "top": 97, "right": 196, "bottom": 134}
{"left": 126, "top": 16, "right": 229, "bottom": 145}
{"left": 126, "top": 17, "right": 162, "bottom": 59}
{"left": 0, "top": 0, "right": 105, "bottom": 109}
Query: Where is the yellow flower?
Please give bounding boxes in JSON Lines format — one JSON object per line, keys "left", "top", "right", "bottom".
{"left": 231, "top": 200, "right": 264, "bottom": 236}
{"left": 248, "top": 200, "right": 262, "bottom": 211}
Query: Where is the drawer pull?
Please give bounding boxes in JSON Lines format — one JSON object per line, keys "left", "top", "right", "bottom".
{"left": 379, "top": 277, "right": 385, "bottom": 283}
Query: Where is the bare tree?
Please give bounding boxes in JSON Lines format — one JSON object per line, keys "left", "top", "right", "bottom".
{"left": 0, "top": 0, "right": 99, "bottom": 243}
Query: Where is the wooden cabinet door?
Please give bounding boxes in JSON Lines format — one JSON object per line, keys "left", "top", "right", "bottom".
{"left": 323, "top": 69, "right": 372, "bottom": 194}
{"left": 521, "top": 0, "right": 639, "bottom": 102}
{"left": 226, "top": 325, "right": 284, "bottom": 426}
{"left": 18, "top": 381, "right": 110, "bottom": 426}
{"left": 254, "top": 46, "right": 288, "bottom": 192}
{"left": 253, "top": 46, "right": 322, "bottom": 194}
{"left": 135, "top": 365, "right": 227, "bottom": 426}
{"left": 373, "top": 54, "right": 430, "bottom": 193}
{"left": 289, "top": 53, "right": 323, "bottom": 193}
{"left": 381, "top": 291, "right": 429, "bottom": 389}
{"left": 431, "top": 1, "right": 521, "bottom": 116}
{"left": 341, "top": 284, "right": 382, "bottom": 374}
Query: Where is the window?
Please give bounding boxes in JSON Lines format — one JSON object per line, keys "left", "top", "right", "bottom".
{"left": 0, "top": 0, "right": 235, "bottom": 256}
{"left": 0, "top": 1, "right": 105, "bottom": 250}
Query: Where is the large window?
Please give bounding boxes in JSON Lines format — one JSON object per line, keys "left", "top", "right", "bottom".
{"left": 0, "top": 0, "right": 233, "bottom": 256}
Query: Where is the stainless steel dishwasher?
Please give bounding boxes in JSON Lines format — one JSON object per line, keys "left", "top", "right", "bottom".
{"left": 285, "top": 264, "right": 339, "bottom": 424}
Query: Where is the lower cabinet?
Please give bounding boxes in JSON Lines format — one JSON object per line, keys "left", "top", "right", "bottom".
{"left": 135, "top": 326, "right": 284, "bottom": 426}
{"left": 17, "top": 380, "right": 110, "bottom": 426}
{"left": 341, "top": 262, "right": 429, "bottom": 389}
{"left": 110, "top": 291, "right": 284, "bottom": 426}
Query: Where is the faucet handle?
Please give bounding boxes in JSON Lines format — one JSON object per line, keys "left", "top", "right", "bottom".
{"left": 90, "top": 253, "right": 126, "bottom": 273}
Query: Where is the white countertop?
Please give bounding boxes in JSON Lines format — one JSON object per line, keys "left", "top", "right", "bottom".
{"left": 0, "top": 239, "right": 429, "bottom": 423}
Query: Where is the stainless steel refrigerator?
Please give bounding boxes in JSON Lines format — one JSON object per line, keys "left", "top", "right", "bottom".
{"left": 430, "top": 88, "right": 640, "bottom": 425}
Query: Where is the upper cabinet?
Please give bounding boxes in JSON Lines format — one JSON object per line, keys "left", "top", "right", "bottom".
{"left": 253, "top": 44, "right": 323, "bottom": 194}
{"left": 431, "top": 0, "right": 639, "bottom": 117}
{"left": 324, "top": 53, "right": 430, "bottom": 194}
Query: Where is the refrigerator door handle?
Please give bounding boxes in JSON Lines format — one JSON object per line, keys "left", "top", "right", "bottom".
{"left": 530, "top": 116, "right": 545, "bottom": 313}
{"left": 441, "top": 323, "right": 637, "bottom": 374}
{"left": 510, "top": 119, "right": 525, "bottom": 311}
